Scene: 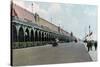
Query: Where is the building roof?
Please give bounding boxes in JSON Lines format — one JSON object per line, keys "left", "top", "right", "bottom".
{"left": 11, "top": 3, "right": 35, "bottom": 22}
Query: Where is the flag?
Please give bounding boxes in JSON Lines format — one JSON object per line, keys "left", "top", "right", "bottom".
{"left": 89, "top": 32, "right": 93, "bottom": 36}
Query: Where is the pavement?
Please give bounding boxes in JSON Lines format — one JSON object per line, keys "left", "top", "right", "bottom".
{"left": 83, "top": 43, "right": 97, "bottom": 61}
{"left": 12, "top": 42, "right": 92, "bottom": 66}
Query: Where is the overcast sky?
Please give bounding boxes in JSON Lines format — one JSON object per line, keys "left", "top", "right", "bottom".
{"left": 13, "top": 0, "right": 97, "bottom": 40}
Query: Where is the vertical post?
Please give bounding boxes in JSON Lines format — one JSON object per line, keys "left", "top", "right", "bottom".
{"left": 89, "top": 25, "right": 90, "bottom": 41}
{"left": 89, "top": 25, "right": 90, "bottom": 35}
{"left": 32, "top": 3, "right": 33, "bottom": 13}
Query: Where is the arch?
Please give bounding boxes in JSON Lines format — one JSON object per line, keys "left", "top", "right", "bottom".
{"left": 47, "top": 33, "right": 49, "bottom": 41}
{"left": 45, "top": 33, "right": 48, "bottom": 41}
{"left": 38, "top": 31, "right": 41, "bottom": 41}
{"left": 31, "top": 29, "right": 34, "bottom": 41}
{"left": 44, "top": 32, "right": 46, "bottom": 41}
{"left": 48, "top": 33, "right": 50, "bottom": 41}
{"left": 50, "top": 34, "right": 53, "bottom": 41}
{"left": 25, "top": 28, "right": 29, "bottom": 41}
{"left": 19, "top": 27, "right": 24, "bottom": 42}
{"left": 12, "top": 25, "right": 17, "bottom": 42}
{"left": 49, "top": 34, "right": 52, "bottom": 41}
{"left": 35, "top": 30, "right": 38, "bottom": 41}
{"left": 42, "top": 32, "right": 44, "bottom": 41}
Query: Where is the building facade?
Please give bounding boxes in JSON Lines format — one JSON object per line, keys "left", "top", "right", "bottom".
{"left": 11, "top": 2, "right": 76, "bottom": 49}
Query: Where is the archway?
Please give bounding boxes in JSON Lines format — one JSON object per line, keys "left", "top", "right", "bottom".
{"left": 48, "top": 33, "right": 50, "bottom": 41}
{"left": 35, "top": 30, "right": 38, "bottom": 41}
{"left": 38, "top": 31, "right": 41, "bottom": 41}
{"left": 45, "top": 33, "right": 47, "bottom": 41}
{"left": 19, "top": 27, "right": 24, "bottom": 42}
{"left": 44, "top": 32, "right": 47, "bottom": 41}
{"left": 47, "top": 33, "right": 49, "bottom": 41}
{"left": 31, "top": 29, "right": 34, "bottom": 41}
{"left": 12, "top": 25, "right": 17, "bottom": 42}
{"left": 42, "top": 32, "right": 44, "bottom": 41}
{"left": 25, "top": 28, "right": 29, "bottom": 41}
{"left": 49, "top": 34, "right": 51, "bottom": 41}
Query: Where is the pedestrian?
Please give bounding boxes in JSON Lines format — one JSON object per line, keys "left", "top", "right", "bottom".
{"left": 94, "top": 41, "right": 97, "bottom": 50}
{"left": 74, "top": 39, "right": 77, "bottom": 43}
{"left": 87, "top": 41, "right": 92, "bottom": 51}
{"left": 90, "top": 41, "right": 92, "bottom": 51}
{"left": 87, "top": 41, "right": 90, "bottom": 51}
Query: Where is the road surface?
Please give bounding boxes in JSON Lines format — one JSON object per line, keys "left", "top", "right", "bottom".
{"left": 12, "top": 42, "right": 92, "bottom": 66}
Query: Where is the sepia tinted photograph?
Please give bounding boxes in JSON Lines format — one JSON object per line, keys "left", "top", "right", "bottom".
{"left": 11, "top": 0, "right": 97, "bottom": 66}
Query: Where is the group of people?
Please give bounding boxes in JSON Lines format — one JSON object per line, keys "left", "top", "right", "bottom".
{"left": 52, "top": 38, "right": 97, "bottom": 52}
{"left": 86, "top": 41, "right": 97, "bottom": 51}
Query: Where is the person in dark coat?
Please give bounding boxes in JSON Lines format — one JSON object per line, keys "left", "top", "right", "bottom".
{"left": 87, "top": 41, "right": 90, "bottom": 51}
{"left": 90, "top": 41, "right": 93, "bottom": 51}
{"left": 87, "top": 41, "right": 92, "bottom": 51}
{"left": 74, "top": 39, "right": 77, "bottom": 43}
{"left": 94, "top": 41, "right": 97, "bottom": 50}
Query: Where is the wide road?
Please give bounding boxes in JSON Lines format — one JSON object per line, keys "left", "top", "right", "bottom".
{"left": 12, "top": 42, "right": 92, "bottom": 66}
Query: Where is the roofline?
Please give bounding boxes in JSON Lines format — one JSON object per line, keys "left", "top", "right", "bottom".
{"left": 12, "top": 2, "right": 35, "bottom": 16}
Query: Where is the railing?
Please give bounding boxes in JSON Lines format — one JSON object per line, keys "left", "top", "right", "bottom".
{"left": 12, "top": 41, "right": 50, "bottom": 49}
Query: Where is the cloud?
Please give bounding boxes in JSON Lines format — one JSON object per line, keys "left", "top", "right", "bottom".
{"left": 83, "top": 6, "right": 97, "bottom": 16}
{"left": 48, "top": 3, "right": 62, "bottom": 16}
{"left": 13, "top": 0, "right": 25, "bottom": 8}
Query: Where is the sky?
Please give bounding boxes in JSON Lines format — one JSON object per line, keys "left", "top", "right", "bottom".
{"left": 13, "top": 0, "right": 97, "bottom": 40}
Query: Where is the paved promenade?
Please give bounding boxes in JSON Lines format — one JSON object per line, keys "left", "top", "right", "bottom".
{"left": 12, "top": 42, "right": 92, "bottom": 66}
